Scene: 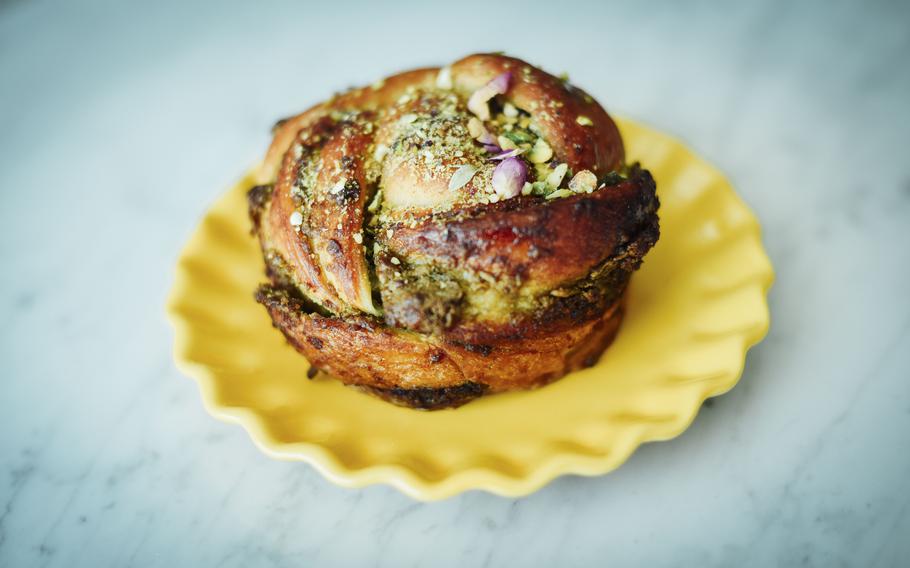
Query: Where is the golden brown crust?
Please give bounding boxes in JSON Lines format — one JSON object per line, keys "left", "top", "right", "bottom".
{"left": 248, "top": 53, "right": 659, "bottom": 408}
{"left": 255, "top": 285, "right": 624, "bottom": 409}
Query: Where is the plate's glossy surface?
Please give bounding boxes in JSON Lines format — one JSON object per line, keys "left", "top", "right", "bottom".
{"left": 166, "top": 118, "right": 773, "bottom": 500}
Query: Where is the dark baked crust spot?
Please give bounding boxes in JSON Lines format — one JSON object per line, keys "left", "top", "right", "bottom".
{"left": 247, "top": 184, "right": 273, "bottom": 233}
{"left": 362, "top": 382, "right": 488, "bottom": 410}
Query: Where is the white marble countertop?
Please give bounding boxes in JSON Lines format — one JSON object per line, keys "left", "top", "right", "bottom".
{"left": 2, "top": 0, "right": 908, "bottom": 566}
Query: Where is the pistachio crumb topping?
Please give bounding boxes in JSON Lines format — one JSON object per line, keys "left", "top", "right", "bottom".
{"left": 288, "top": 63, "right": 626, "bottom": 222}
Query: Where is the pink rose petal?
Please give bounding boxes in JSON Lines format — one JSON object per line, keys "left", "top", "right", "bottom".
{"left": 467, "top": 72, "right": 512, "bottom": 120}
{"left": 489, "top": 148, "right": 525, "bottom": 161}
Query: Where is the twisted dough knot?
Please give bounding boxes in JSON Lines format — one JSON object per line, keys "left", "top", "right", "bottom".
{"left": 250, "top": 53, "right": 659, "bottom": 408}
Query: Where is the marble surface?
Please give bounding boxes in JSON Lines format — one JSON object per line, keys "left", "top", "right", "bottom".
{"left": 2, "top": 0, "right": 909, "bottom": 566}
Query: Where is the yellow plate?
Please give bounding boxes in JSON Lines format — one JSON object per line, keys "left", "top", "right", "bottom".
{"left": 166, "top": 118, "right": 773, "bottom": 500}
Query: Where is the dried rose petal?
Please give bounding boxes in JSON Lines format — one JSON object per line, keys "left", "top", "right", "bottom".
{"left": 487, "top": 72, "right": 511, "bottom": 94}
{"left": 489, "top": 148, "right": 525, "bottom": 161}
{"left": 491, "top": 157, "right": 527, "bottom": 199}
{"left": 467, "top": 72, "right": 512, "bottom": 120}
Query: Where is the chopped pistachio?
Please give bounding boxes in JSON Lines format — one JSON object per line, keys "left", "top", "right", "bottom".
{"left": 602, "top": 171, "right": 626, "bottom": 185}
{"left": 353, "top": 232, "right": 363, "bottom": 244}
{"left": 546, "top": 163, "right": 568, "bottom": 188}
{"left": 568, "top": 169, "right": 597, "bottom": 193}
{"left": 576, "top": 115, "right": 593, "bottom": 126}
{"left": 367, "top": 189, "right": 383, "bottom": 212}
{"left": 390, "top": 256, "right": 401, "bottom": 265}
{"left": 545, "top": 188, "right": 574, "bottom": 200}
{"left": 521, "top": 181, "right": 533, "bottom": 195}
{"left": 478, "top": 271, "right": 497, "bottom": 284}
{"left": 467, "top": 117, "right": 486, "bottom": 139}
{"left": 503, "top": 102, "right": 519, "bottom": 118}
{"left": 497, "top": 135, "right": 518, "bottom": 150}
{"left": 528, "top": 139, "right": 553, "bottom": 163}
{"left": 502, "top": 130, "right": 534, "bottom": 144}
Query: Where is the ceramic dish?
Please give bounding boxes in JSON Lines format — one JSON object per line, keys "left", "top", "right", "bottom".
{"left": 167, "top": 117, "right": 773, "bottom": 500}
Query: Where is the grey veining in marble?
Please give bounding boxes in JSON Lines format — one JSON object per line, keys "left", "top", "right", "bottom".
{"left": 1, "top": 0, "right": 909, "bottom": 566}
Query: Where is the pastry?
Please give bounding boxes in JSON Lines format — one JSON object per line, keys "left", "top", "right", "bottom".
{"left": 249, "top": 53, "right": 660, "bottom": 409}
